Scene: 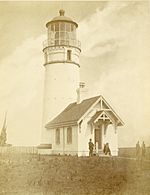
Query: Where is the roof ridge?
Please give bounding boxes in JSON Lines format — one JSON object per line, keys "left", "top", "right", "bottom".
{"left": 64, "top": 95, "right": 101, "bottom": 112}
{"left": 71, "top": 95, "right": 101, "bottom": 104}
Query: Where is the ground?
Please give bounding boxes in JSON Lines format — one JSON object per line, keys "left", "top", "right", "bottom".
{"left": 0, "top": 154, "right": 150, "bottom": 195}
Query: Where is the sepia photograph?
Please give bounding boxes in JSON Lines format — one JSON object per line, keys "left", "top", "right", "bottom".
{"left": 0, "top": 1, "right": 150, "bottom": 194}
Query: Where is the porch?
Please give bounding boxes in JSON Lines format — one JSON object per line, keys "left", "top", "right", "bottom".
{"left": 88, "top": 110, "right": 119, "bottom": 156}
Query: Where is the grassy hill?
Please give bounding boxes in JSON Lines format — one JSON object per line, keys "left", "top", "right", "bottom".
{"left": 0, "top": 154, "right": 150, "bottom": 195}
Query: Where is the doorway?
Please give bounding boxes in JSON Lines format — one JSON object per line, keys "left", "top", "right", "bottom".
{"left": 95, "top": 129, "right": 102, "bottom": 149}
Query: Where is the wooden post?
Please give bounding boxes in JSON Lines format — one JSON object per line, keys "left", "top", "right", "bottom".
{"left": 63, "top": 127, "right": 65, "bottom": 155}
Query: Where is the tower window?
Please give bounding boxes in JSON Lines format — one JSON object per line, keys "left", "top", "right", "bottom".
{"left": 67, "top": 50, "right": 72, "bottom": 61}
{"left": 55, "top": 128, "right": 60, "bottom": 145}
{"left": 44, "top": 52, "right": 47, "bottom": 63}
{"left": 67, "top": 127, "right": 72, "bottom": 144}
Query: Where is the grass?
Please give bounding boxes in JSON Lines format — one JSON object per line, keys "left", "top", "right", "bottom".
{"left": 0, "top": 154, "right": 150, "bottom": 195}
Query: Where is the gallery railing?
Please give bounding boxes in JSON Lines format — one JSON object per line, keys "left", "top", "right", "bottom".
{"left": 43, "top": 38, "right": 81, "bottom": 50}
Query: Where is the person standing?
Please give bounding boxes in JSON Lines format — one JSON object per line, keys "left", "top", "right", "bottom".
{"left": 104, "top": 143, "right": 111, "bottom": 156}
{"left": 136, "top": 141, "right": 141, "bottom": 160}
{"left": 103, "top": 144, "right": 106, "bottom": 154}
{"left": 141, "top": 141, "right": 146, "bottom": 159}
{"left": 88, "top": 139, "right": 94, "bottom": 157}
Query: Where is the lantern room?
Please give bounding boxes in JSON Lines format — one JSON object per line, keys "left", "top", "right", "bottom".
{"left": 43, "top": 10, "right": 81, "bottom": 50}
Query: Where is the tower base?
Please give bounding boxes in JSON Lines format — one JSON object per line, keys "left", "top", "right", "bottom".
{"left": 37, "top": 144, "right": 52, "bottom": 155}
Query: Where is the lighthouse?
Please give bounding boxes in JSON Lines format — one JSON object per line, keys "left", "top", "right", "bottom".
{"left": 40, "top": 10, "right": 81, "bottom": 147}
{"left": 38, "top": 10, "right": 123, "bottom": 156}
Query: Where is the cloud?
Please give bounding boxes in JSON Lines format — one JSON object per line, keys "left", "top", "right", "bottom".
{"left": 89, "top": 39, "right": 119, "bottom": 57}
{"left": 78, "top": 1, "right": 150, "bottom": 146}
{"left": 78, "top": 1, "right": 149, "bottom": 57}
{"left": 0, "top": 35, "right": 45, "bottom": 105}
{"left": 0, "top": 34, "right": 46, "bottom": 145}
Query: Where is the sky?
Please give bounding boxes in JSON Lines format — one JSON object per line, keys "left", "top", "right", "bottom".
{"left": 0, "top": 1, "right": 150, "bottom": 147}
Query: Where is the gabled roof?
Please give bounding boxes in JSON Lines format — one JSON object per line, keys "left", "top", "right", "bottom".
{"left": 87, "top": 110, "right": 119, "bottom": 126}
{"left": 46, "top": 96, "right": 100, "bottom": 129}
{"left": 87, "top": 111, "right": 103, "bottom": 124}
{"left": 46, "top": 95, "right": 124, "bottom": 129}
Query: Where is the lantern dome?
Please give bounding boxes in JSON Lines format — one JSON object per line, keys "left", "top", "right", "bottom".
{"left": 46, "top": 10, "right": 78, "bottom": 28}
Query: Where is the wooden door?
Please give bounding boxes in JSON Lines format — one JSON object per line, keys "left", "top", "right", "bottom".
{"left": 95, "top": 129, "right": 102, "bottom": 149}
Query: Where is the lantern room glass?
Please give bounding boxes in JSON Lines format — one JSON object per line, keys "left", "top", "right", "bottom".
{"left": 47, "top": 22, "right": 76, "bottom": 46}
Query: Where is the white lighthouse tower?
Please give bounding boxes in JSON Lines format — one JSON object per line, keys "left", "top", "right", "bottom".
{"left": 40, "top": 10, "right": 81, "bottom": 148}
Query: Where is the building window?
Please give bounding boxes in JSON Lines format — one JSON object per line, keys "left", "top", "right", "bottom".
{"left": 67, "top": 50, "right": 72, "bottom": 61}
{"left": 67, "top": 127, "right": 72, "bottom": 144}
{"left": 55, "top": 128, "right": 60, "bottom": 145}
